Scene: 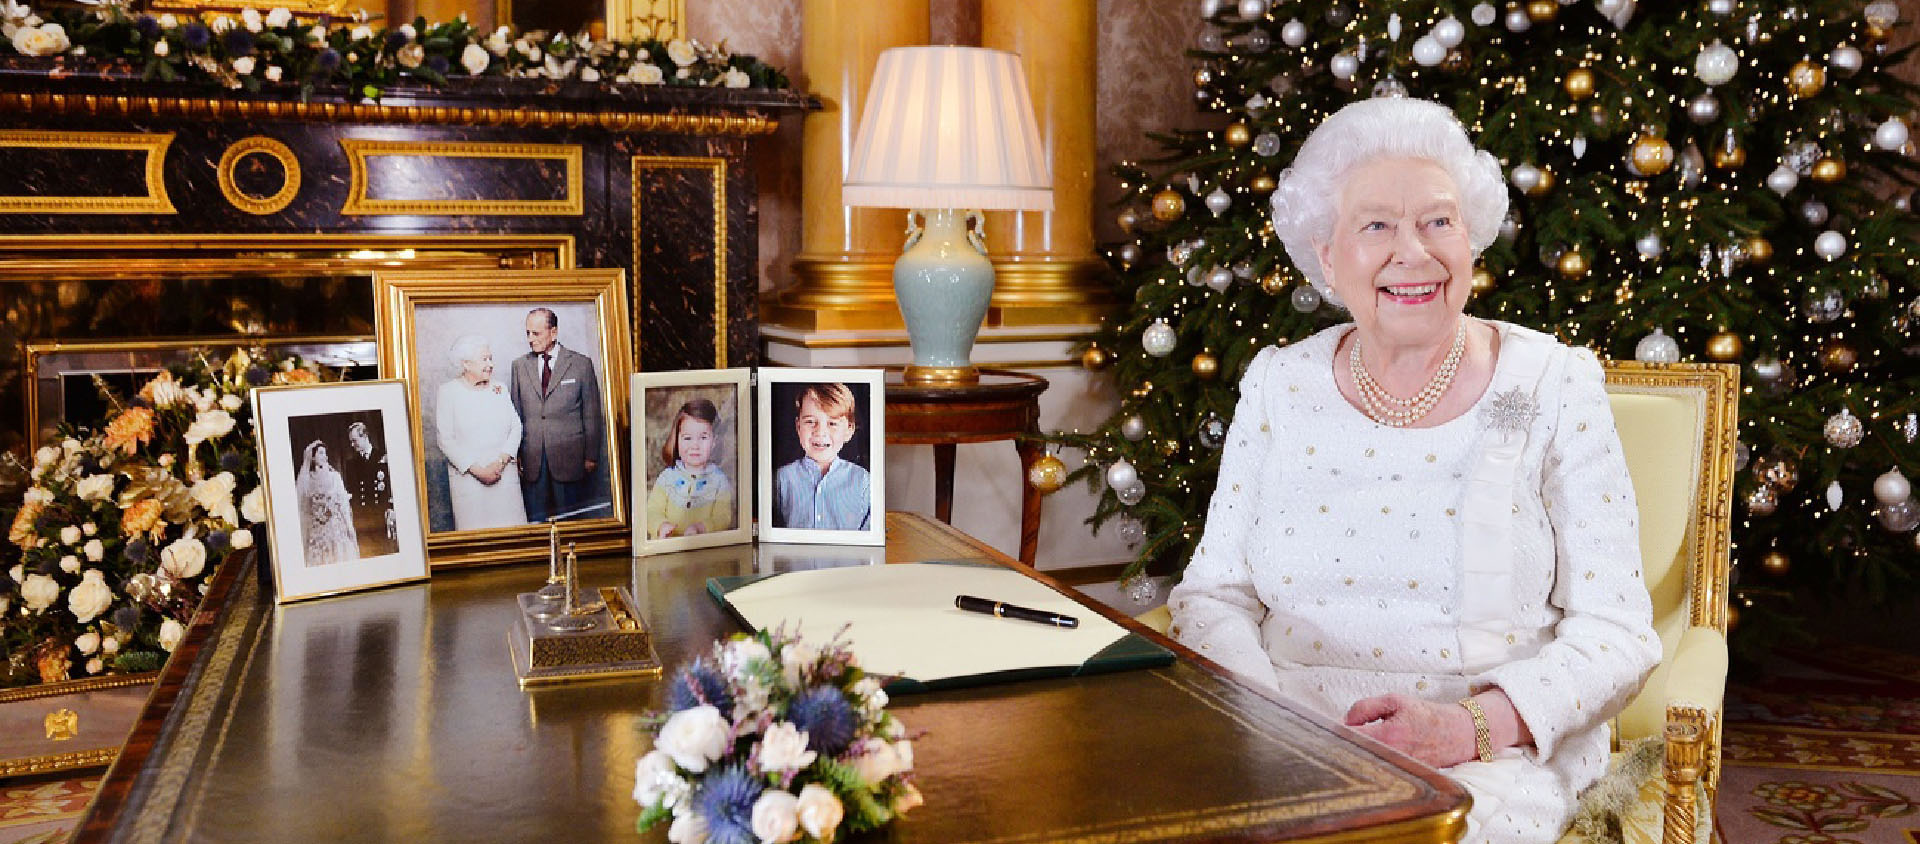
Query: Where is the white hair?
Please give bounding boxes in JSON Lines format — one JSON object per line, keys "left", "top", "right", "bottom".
{"left": 447, "top": 334, "right": 490, "bottom": 372}
{"left": 1267, "top": 97, "right": 1509, "bottom": 307}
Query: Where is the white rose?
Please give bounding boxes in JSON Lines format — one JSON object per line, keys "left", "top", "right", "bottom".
{"left": 185, "top": 409, "right": 236, "bottom": 446}
{"left": 158, "top": 618, "right": 185, "bottom": 652}
{"left": 82, "top": 522, "right": 97, "bottom": 536}
{"left": 232, "top": 55, "right": 256, "bottom": 75}
{"left": 59, "top": 554, "right": 79, "bottom": 574}
{"left": 60, "top": 525, "right": 82, "bottom": 545}
{"left": 756, "top": 722, "right": 817, "bottom": 774}
{"left": 722, "top": 638, "right": 771, "bottom": 675}
{"left": 240, "top": 7, "right": 263, "bottom": 32}
{"left": 151, "top": 38, "right": 169, "bottom": 56}
{"left": 749, "top": 790, "right": 800, "bottom": 844}
{"left": 101, "top": 636, "right": 119, "bottom": 654}
{"left": 86, "top": 658, "right": 103, "bottom": 674}
{"left": 892, "top": 782, "right": 923, "bottom": 814}
{"left": 795, "top": 784, "right": 844, "bottom": 843}
{"left": 84, "top": 538, "right": 103, "bottom": 561}
{"left": 723, "top": 67, "right": 750, "bottom": 89}
{"left": 666, "top": 812, "right": 709, "bottom": 844}
{"left": 632, "top": 750, "right": 686, "bottom": 807}
{"left": 230, "top": 528, "right": 253, "bottom": 550}
{"left": 62, "top": 437, "right": 81, "bottom": 455}
{"left": 68, "top": 570, "right": 111, "bottom": 623}
{"left": 626, "top": 63, "right": 664, "bottom": 85}
{"left": 654, "top": 705, "right": 729, "bottom": 772}
{"left": 580, "top": 66, "right": 600, "bottom": 82}
{"left": 398, "top": 23, "right": 415, "bottom": 40}
{"left": 526, "top": 46, "right": 542, "bottom": 62}
{"left": 159, "top": 13, "right": 178, "bottom": 27}
{"left": 190, "top": 472, "right": 239, "bottom": 525}
{"left": 666, "top": 38, "right": 697, "bottom": 67}
{"left": 487, "top": 30, "right": 510, "bottom": 57}
{"left": 76, "top": 631, "right": 100, "bottom": 654}
{"left": 850, "top": 738, "right": 900, "bottom": 785}
{"left": 21, "top": 573, "right": 59, "bottom": 613}
{"left": 34, "top": 445, "right": 59, "bottom": 469}
{"left": 219, "top": 393, "right": 244, "bottom": 412}
{"left": 11, "top": 23, "right": 67, "bottom": 57}
{"left": 8, "top": 564, "right": 22, "bottom": 583}
{"left": 351, "top": 24, "right": 372, "bottom": 40}
{"left": 461, "top": 42, "right": 489, "bottom": 74}
{"left": 264, "top": 64, "right": 282, "bottom": 82}
{"left": 241, "top": 486, "right": 267, "bottom": 523}
{"left": 160, "top": 537, "right": 208, "bottom": 580}
{"left": 891, "top": 738, "right": 913, "bottom": 772}
{"left": 308, "top": 24, "right": 326, "bottom": 41}
{"left": 265, "top": 8, "right": 292, "bottom": 27}
{"left": 211, "top": 15, "right": 233, "bottom": 32}
{"left": 23, "top": 486, "right": 52, "bottom": 506}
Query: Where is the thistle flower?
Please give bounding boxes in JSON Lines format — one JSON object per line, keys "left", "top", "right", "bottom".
{"left": 785, "top": 685, "right": 857, "bottom": 756}
{"left": 134, "top": 14, "right": 160, "bottom": 39}
{"left": 182, "top": 22, "right": 210, "bottom": 50}
{"left": 667, "top": 656, "right": 734, "bottom": 719}
{"left": 690, "top": 765, "right": 761, "bottom": 844}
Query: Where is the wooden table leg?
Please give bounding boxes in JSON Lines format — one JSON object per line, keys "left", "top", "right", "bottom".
{"left": 1015, "top": 436, "right": 1042, "bottom": 566}
{"left": 933, "top": 443, "right": 957, "bottom": 524}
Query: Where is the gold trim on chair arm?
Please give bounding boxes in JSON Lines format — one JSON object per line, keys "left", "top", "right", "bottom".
{"left": 1664, "top": 627, "right": 1728, "bottom": 713}
{"left": 0, "top": 92, "right": 783, "bottom": 135}
{"left": 1663, "top": 709, "right": 1712, "bottom": 844}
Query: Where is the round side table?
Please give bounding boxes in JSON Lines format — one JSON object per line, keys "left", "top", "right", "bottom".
{"left": 884, "top": 368, "right": 1050, "bottom": 565}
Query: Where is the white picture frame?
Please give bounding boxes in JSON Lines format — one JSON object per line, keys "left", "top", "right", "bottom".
{"left": 630, "top": 368, "right": 753, "bottom": 555}
{"left": 755, "top": 368, "right": 887, "bottom": 546}
{"left": 251, "top": 379, "right": 431, "bottom": 603}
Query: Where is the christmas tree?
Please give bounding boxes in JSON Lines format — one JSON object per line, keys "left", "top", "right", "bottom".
{"left": 1065, "top": 0, "right": 1920, "bottom": 654}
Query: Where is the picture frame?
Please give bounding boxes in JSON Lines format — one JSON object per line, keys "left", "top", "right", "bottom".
{"left": 374, "top": 269, "right": 633, "bottom": 567}
{"left": 756, "top": 368, "right": 887, "bottom": 547}
{"left": 251, "top": 379, "right": 431, "bottom": 603}
{"left": 631, "top": 368, "right": 753, "bottom": 555}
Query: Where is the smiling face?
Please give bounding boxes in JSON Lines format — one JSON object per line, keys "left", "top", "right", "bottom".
{"left": 794, "top": 392, "right": 855, "bottom": 468}
{"left": 1314, "top": 156, "right": 1475, "bottom": 350}
{"left": 461, "top": 347, "right": 494, "bottom": 385}
{"left": 675, "top": 415, "right": 715, "bottom": 470}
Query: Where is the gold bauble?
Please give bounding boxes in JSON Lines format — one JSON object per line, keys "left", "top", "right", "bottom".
{"left": 1754, "top": 454, "right": 1799, "bottom": 491}
{"left": 1810, "top": 157, "right": 1846, "bottom": 183}
{"left": 1151, "top": 189, "right": 1186, "bottom": 222}
{"left": 1564, "top": 68, "right": 1596, "bottom": 100}
{"left": 1526, "top": 167, "right": 1556, "bottom": 197}
{"left": 1026, "top": 453, "right": 1068, "bottom": 495}
{"left": 1760, "top": 550, "right": 1791, "bottom": 576}
{"left": 1160, "top": 438, "right": 1181, "bottom": 457}
{"left": 1130, "top": 381, "right": 1154, "bottom": 399}
{"left": 1705, "top": 329, "right": 1744, "bottom": 362}
{"left": 1526, "top": 0, "right": 1558, "bottom": 22}
{"left": 1224, "top": 123, "right": 1252, "bottom": 147}
{"left": 1081, "top": 345, "right": 1111, "bottom": 371}
{"left": 1744, "top": 235, "right": 1773, "bottom": 265}
{"left": 1630, "top": 134, "right": 1674, "bottom": 175}
{"left": 1821, "top": 339, "right": 1858, "bottom": 373}
{"left": 1713, "top": 139, "right": 1747, "bottom": 169}
{"left": 1865, "top": 22, "right": 1890, "bottom": 43}
{"left": 1250, "top": 172, "right": 1277, "bottom": 193}
{"left": 1441, "top": 48, "right": 1470, "bottom": 73}
{"left": 1192, "top": 351, "right": 1220, "bottom": 380}
{"left": 1259, "top": 273, "right": 1286, "bottom": 294}
{"left": 1787, "top": 59, "right": 1826, "bottom": 97}
{"left": 1472, "top": 267, "right": 1497, "bottom": 294}
{"left": 1556, "top": 250, "right": 1591, "bottom": 280}
{"left": 1726, "top": 601, "right": 1741, "bottom": 630}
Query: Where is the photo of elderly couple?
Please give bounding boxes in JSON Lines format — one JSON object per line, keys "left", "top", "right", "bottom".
{"left": 417, "top": 304, "right": 614, "bottom": 534}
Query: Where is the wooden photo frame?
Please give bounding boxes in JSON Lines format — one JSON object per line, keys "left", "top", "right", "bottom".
{"left": 374, "top": 269, "right": 634, "bottom": 567}
{"left": 631, "top": 368, "right": 752, "bottom": 555}
{"left": 251, "top": 379, "right": 431, "bottom": 603}
{"left": 756, "top": 368, "right": 886, "bottom": 547}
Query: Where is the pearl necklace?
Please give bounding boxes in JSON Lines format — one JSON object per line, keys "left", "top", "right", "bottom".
{"left": 1349, "top": 320, "right": 1467, "bottom": 428}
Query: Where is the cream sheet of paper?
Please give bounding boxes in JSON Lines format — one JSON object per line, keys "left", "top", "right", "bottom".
{"left": 722, "top": 563, "right": 1128, "bottom": 683}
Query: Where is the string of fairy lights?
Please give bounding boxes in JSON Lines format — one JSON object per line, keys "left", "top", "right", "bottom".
{"left": 1049, "top": 0, "right": 1919, "bottom": 620}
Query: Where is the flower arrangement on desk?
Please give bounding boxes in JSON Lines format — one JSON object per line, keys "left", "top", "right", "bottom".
{"left": 0, "top": 349, "right": 340, "bottom": 688}
{"left": 0, "top": 2, "right": 789, "bottom": 101}
{"left": 634, "top": 630, "right": 921, "bottom": 844}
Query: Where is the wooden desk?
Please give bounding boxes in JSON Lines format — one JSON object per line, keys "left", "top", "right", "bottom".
{"left": 885, "top": 369, "right": 1049, "bottom": 564}
{"left": 76, "top": 513, "right": 1466, "bottom": 843}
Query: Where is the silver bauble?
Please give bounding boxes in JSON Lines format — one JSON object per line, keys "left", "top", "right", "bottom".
{"left": 1206, "top": 265, "right": 1234, "bottom": 293}
{"left": 1281, "top": 19, "right": 1308, "bottom": 46}
{"left": 1864, "top": 0, "right": 1900, "bottom": 28}
{"left": 1695, "top": 40, "right": 1739, "bottom": 86}
{"left": 1875, "top": 117, "right": 1910, "bottom": 151}
{"left": 1471, "top": 3, "right": 1497, "bottom": 26}
{"left": 1387, "top": 12, "right": 1403, "bottom": 40}
{"left": 1120, "top": 414, "right": 1148, "bottom": 442}
{"left": 1499, "top": 215, "right": 1520, "bottom": 242}
{"left": 1434, "top": 16, "right": 1466, "bottom": 47}
{"left": 1252, "top": 132, "right": 1283, "bottom": 157}
{"left": 1829, "top": 45, "right": 1863, "bottom": 75}
{"left": 1105, "top": 458, "right": 1140, "bottom": 491}
{"left": 1237, "top": 0, "right": 1270, "bottom": 20}
{"left": 1510, "top": 163, "right": 1543, "bottom": 192}
{"left": 1123, "top": 574, "right": 1159, "bottom": 606}
{"left": 1205, "top": 187, "right": 1232, "bottom": 217}
{"left": 1814, "top": 229, "right": 1847, "bottom": 260}
{"left": 1706, "top": 0, "right": 1735, "bottom": 15}
{"left": 1142, "top": 319, "right": 1177, "bottom": 356}
{"left": 1329, "top": 52, "right": 1359, "bottom": 80}
{"left": 1412, "top": 35, "right": 1447, "bottom": 66}
{"left": 1117, "top": 206, "right": 1141, "bottom": 234}
{"left": 1197, "top": 415, "right": 1228, "bottom": 449}
{"left": 1766, "top": 166, "right": 1799, "bottom": 195}
{"left": 1504, "top": 7, "right": 1532, "bottom": 32}
{"left": 1875, "top": 469, "right": 1913, "bottom": 506}
{"left": 1290, "top": 285, "right": 1322, "bottom": 312}
{"left": 1745, "top": 485, "right": 1779, "bottom": 516}
{"left": 1734, "top": 441, "right": 1750, "bottom": 472}
{"left": 1687, "top": 92, "right": 1722, "bottom": 123}
{"left": 1115, "top": 242, "right": 1141, "bottom": 266}
{"left": 1635, "top": 232, "right": 1664, "bottom": 259}
{"left": 1167, "top": 241, "right": 1194, "bottom": 266}
{"left": 1186, "top": 265, "right": 1205, "bottom": 286}
{"left": 1114, "top": 479, "right": 1147, "bottom": 506}
{"left": 1827, "top": 480, "right": 1845, "bottom": 511}
{"left": 1372, "top": 74, "right": 1409, "bottom": 98}
{"left": 1241, "top": 28, "right": 1272, "bottom": 53}
{"left": 1881, "top": 499, "right": 1920, "bottom": 532}
{"left": 1804, "top": 286, "right": 1846, "bottom": 323}
{"left": 1116, "top": 516, "right": 1146, "bottom": 546}
{"left": 1824, "top": 408, "right": 1865, "bottom": 448}
{"left": 1634, "top": 328, "right": 1681, "bottom": 363}
{"left": 1326, "top": 3, "right": 1353, "bottom": 26}
{"left": 1750, "top": 355, "right": 1785, "bottom": 383}
{"left": 1784, "top": 140, "right": 1822, "bottom": 174}
{"left": 1677, "top": 143, "right": 1706, "bottom": 189}
{"left": 1198, "top": 30, "right": 1226, "bottom": 52}
{"left": 1232, "top": 260, "right": 1254, "bottom": 278}
{"left": 1801, "top": 200, "right": 1829, "bottom": 226}
{"left": 1200, "top": 0, "right": 1226, "bottom": 18}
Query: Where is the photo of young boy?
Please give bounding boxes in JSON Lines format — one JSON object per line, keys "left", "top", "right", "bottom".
{"left": 772, "top": 383, "right": 872, "bottom": 530}
{"left": 647, "top": 397, "right": 735, "bottom": 539}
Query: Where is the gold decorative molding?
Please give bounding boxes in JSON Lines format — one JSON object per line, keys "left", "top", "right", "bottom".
{"left": 632, "top": 155, "right": 729, "bottom": 367}
{"left": 0, "top": 92, "right": 782, "bottom": 135}
{"left": 0, "top": 745, "right": 119, "bottom": 778}
{"left": 0, "top": 672, "right": 156, "bottom": 704}
{"left": 216, "top": 135, "right": 301, "bottom": 216}
{"left": 0, "top": 130, "right": 176, "bottom": 214}
{"left": 341, "top": 139, "right": 584, "bottom": 216}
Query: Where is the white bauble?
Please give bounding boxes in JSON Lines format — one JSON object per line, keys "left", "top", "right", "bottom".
{"left": 1635, "top": 232, "right": 1663, "bottom": 259}
{"left": 1801, "top": 199, "right": 1829, "bottom": 226}
{"left": 1706, "top": 0, "right": 1734, "bottom": 15}
{"left": 1824, "top": 408, "right": 1865, "bottom": 448}
{"left": 1290, "top": 285, "right": 1322, "bottom": 312}
{"left": 1471, "top": 3, "right": 1498, "bottom": 26}
{"left": 1695, "top": 40, "right": 1738, "bottom": 86}
{"left": 1200, "top": 0, "right": 1226, "bottom": 18}
{"left": 1329, "top": 52, "right": 1358, "bottom": 80}
{"left": 1281, "top": 19, "right": 1308, "bottom": 46}
{"left": 1826, "top": 480, "right": 1845, "bottom": 511}
{"left": 1830, "top": 45, "right": 1863, "bottom": 75}
{"left": 1687, "top": 91, "right": 1722, "bottom": 123}
{"left": 1504, "top": 7, "right": 1532, "bottom": 31}
{"left": 1238, "top": 0, "right": 1269, "bottom": 20}
{"left": 1142, "top": 319, "right": 1177, "bottom": 356}
{"left": 1105, "top": 458, "right": 1139, "bottom": 491}
{"left": 1433, "top": 16, "right": 1466, "bottom": 47}
{"left": 1120, "top": 415, "right": 1147, "bottom": 442}
{"left": 1116, "top": 516, "right": 1145, "bottom": 546}
{"left": 1864, "top": 0, "right": 1899, "bottom": 28}
{"left": 1114, "top": 479, "right": 1147, "bottom": 506}
{"left": 1387, "top": 13, "right": 1402, "bottom": 41}
{"left": 1206, "top": 265, "right": 1234, "bottom": 292}
{"left": 1765, "top": 166, "right": 1799, "bottom": 196}
{"left": 1875, "top": 117, "right": 1910, "bottom": 151}
{"left": 1509, "top": 163, "right": 1543, "bottom": 192}
{"left": 1205, "top": 186, "right": 1232, "bottom": 217}
{"left": 1634, "top": 328, "right": 1681, "bottom": 363}
{"left": 1412, "top": 35, "right": 1446, "bottom": 66}
{"left": 1814, "top": 230, "right": 1847, "bottom": 260}
{"left": 1876, "top": 469, "right": 1913, "bottom": 506}
{"left": 1883, "top": 499, "right": 1920, "bottom": 533}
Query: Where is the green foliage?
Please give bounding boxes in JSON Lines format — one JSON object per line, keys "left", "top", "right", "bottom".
{"left": 1068, "top": 1, "right": 1920, "bottom": 643}
{"left": 810, "top": 758, "right": 893, "bottom": 832}
{"left": 635, "top": 802, "right": 672, "bottom": 834}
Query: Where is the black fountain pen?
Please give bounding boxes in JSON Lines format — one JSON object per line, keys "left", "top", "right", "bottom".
{"left": 955, "top": 595, "right": 1079, "bottom": 629}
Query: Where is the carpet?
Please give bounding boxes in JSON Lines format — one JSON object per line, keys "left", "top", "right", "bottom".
{"left": 0, "top": 776, "right": 96, "bottom": 844}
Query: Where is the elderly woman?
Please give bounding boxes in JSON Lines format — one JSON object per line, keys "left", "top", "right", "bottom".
{"left": 435, "top": 334, "right": 529, "bottom": 530}
{"left": 1166, "top": 97, "right": 1659, "bottom": 844}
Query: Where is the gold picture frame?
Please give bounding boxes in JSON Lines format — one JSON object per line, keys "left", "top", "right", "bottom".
{"left": 374, "top": 269, "right": 634, "bottom": 567}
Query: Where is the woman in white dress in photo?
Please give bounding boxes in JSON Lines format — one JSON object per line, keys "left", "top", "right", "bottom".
{"left": 295, "top": 440, "right": 359, "bottom": 567}
{"left": 435, "top": 334, "right": 529, "bottom": 530}
{"left": 1166, "top": 98, "right": 1659, "bottom": 843}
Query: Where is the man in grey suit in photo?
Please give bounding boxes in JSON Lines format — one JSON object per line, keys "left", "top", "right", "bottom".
{"left": 510, "top": 307, "right": 605, "bottom": 523}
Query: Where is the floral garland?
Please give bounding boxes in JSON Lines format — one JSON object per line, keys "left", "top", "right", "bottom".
{"left": 636, "top": 630, "right": 920, "bottom": 844}
{"left": 0, "top": 2, "right": 789, "bottom": 101}
{"left": 0, "top": 349, "right": 339, "bottom": 687}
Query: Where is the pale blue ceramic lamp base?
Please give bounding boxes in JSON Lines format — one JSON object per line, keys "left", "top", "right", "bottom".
{"left": 894, "top": 208, "right": 994, "bottom": 386}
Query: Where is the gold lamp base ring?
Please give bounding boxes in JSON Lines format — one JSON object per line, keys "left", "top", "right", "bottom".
{"left": 904, "top": 364, "right": 981, "bottom": 386}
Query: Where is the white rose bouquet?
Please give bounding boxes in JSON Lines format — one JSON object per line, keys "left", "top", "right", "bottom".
{"left": 634, "top": 629, "right": 920, "bottom": 844}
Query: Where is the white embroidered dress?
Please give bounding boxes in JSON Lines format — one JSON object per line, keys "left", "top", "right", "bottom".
{"left": 1168, "top": 321, "right": 1659, "bottom": 844}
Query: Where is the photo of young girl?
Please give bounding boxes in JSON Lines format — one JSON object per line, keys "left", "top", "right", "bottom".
{"left": 647, "top": 398, "right": 735, "bottom": 539}
{"left": 631, "top": 369, "right": 752, "bottom": 554}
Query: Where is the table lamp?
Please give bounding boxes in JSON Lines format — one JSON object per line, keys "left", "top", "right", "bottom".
{"left": 843, "top": 46, "right": 1054, "bottom": 386}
